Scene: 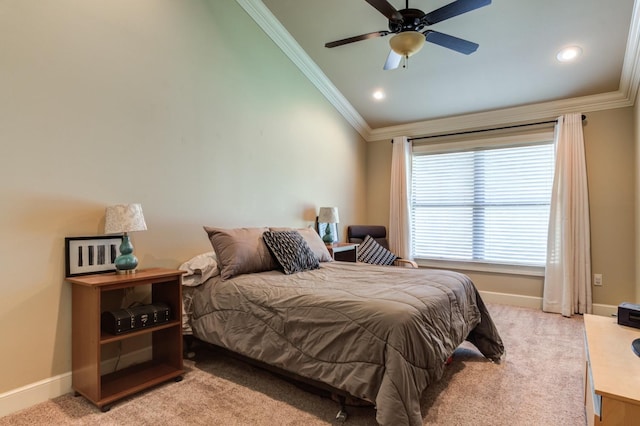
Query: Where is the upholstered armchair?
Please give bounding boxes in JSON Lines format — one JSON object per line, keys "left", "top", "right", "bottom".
{"left": 347, "top": 225, "right": 418, "bottom": 268}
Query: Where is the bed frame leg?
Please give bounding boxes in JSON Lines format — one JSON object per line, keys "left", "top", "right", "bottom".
{"left": 335, "top": 395, "right": 348, "bottom": 423}
{"left": 183, "top": 335, "right": 196, "bottom": 359}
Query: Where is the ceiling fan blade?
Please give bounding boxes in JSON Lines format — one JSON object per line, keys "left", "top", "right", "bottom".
{"left": 424, "top": 30, "right": 479, "bottom": 54}
{"left": 423, "top": 0, "right": 491, "bottom": 25}
{"left": 383, "top": 50, "right": 402, "bottom": 70}
{"left": 325, "top": 30, "right": 390, "bottom": 48}
{"left": 364, "top": 0, "right": 403, "bottom": 22}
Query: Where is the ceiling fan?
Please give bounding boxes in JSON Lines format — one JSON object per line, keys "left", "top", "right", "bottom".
{"left": 324, "top": 0, "right": 491, "bottom": 70}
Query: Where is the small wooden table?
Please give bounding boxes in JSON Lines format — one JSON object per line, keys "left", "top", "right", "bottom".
{"left": 68, "top": 268, "right": 185, "bottom": 411}
{"left": 326, "top": 242, "right": 358, "bottom": 262}
{"left": 584, "top": 314, "right": 640, "bottom": 425}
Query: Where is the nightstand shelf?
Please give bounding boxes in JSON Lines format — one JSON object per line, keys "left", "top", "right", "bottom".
{"left": 68, "top": 268, "right": 185, "bottom": 412}
{"left": 100, "top": 360, "right": 182, "bottom": 406}
{"left": 326, "top": 243, "right": 358, "bottom": 262}
{"left": 99, "top": 320, "right": 181, "bottom": 344}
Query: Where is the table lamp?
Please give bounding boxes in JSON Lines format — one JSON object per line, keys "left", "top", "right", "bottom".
{"left": 104, "top": 203, "right": 147, "bottom": 274}
{"left": 318, "top": 207, "right": 339, "bottom": 243}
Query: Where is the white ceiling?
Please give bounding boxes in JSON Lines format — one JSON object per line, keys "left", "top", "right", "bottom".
{"left": 238, "top": 0, "right": 640, "bottom": 140}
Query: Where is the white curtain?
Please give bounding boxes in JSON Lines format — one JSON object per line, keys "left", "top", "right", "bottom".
{"left": 389, "top": 136, "right": 412, "bottom": 259}
{"left": 543, "top": 113, "right": 592, "bottom": 317}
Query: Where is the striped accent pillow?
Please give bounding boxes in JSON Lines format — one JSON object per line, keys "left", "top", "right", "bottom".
{"left": 262, "top": 230, "right": 320, "bottom": 275}
{"left": 357, "top": 235, "right": 397, "bottom": 266}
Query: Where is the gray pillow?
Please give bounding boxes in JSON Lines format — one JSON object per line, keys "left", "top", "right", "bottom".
{"left": 203, "top": 226, "right": 278, "bottom": 280}
{"left": 262, "top": 230, "right": 320, "bottom": 274}
{"left": 357, "top": 235, "right": 397, "bottom": 266}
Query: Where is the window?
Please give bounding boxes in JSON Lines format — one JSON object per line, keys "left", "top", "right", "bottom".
{"left": 410, "top": 132, "right": 555, "bottom": 268}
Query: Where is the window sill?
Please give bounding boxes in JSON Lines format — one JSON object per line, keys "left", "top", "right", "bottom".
{"left": 414, "top": 259, "right": 545, "bottom": 277}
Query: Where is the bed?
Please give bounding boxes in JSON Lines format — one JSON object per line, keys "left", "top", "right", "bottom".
{"left": 181, "top": 227, "right": 504, "bottom": 426}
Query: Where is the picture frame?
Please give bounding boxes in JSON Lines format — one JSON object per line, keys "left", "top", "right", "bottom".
{"left": 315, "top": 217, "right": 339, "bottom": 243}
{"left": 65, "top": 235, "right": 124, "bottom": 277}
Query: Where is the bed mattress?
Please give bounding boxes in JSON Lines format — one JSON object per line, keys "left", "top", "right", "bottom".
{"left": 187, "top": 261, "right": 504, "bottom": 425}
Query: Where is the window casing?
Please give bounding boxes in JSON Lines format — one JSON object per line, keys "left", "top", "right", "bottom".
{"left": 410, "top": 131, "right": 555, "bottom": 270}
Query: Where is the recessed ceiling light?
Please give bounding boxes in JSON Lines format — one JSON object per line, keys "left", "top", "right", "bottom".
{"left": 556, "top": 46, "right": 582, "bottom": 62}
{"left": 373, "top": 90, "right": 385, "bottom": 100}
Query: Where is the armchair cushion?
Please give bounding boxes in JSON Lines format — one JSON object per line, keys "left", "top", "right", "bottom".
{"left": 357, "top": 235, "right": 398, "bottom": 266}
{"left": 347, "top": 225, "right": 389, "bottom": 249}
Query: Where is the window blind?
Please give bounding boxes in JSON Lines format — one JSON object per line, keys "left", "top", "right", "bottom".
{"left": 411, "top": 138, "right": 555, "bottom": 267}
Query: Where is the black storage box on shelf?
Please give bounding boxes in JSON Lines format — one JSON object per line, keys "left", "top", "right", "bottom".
{"left": 617, "top": 302, "right": 640, "bottom": 329}
{"left": 101, "top": 302, "right": 171, "bottom": 335}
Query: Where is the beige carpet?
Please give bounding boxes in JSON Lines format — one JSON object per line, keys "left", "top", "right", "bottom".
{"left": 0, "top": 303, "right": 586, "bottom": 425}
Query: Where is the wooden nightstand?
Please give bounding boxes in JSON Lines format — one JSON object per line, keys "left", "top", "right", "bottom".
{"left": 67, "top": 268, "right": 185, "bottom": 412}
{"left": 326, "top": 242, "right": 358, "bottom": 262}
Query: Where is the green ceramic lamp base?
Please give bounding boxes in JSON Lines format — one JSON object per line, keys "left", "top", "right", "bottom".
{"left": 114, "top": 234, "right": 139, "bottom": 274}
{"left": 322, "top": 228, "right": 334, "bottom": 243}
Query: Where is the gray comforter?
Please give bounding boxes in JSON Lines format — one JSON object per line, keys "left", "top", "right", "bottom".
{"left": 188, "top": 261, "right": 504, "bottom": 426}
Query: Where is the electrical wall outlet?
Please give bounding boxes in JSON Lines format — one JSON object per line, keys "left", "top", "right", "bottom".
{"left": 594, "top": 274, "right": 603, "bottom": 286}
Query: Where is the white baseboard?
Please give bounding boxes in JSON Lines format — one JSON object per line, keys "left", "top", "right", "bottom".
{"left": 480, "top": 290, "right": 543, "bottom": 310}
{"left": 479, "top": 290, "right": 618, "bottom": 318}
{"left": 0, "top": 347, "right": 151, "bottom": 418}
{"left": 0, "top": 372, "right": 73, "bottom": 418}
{"left": 592, "top": 303, "right": 619, "bottom": 317}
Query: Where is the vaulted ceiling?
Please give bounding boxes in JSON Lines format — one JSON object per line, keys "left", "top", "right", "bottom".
{"left": 237, "top": 0, "right": 640, "bottom": 140}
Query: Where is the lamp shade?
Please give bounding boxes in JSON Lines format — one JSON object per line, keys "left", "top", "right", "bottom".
{"left": 318, "top": 207, "right": 339, "bottom": 224}
{"left": 389, "top": 31, "right": 426, "bottom": 57}
{"left": 104, "top": 204, "right": 147, "bottom": 234}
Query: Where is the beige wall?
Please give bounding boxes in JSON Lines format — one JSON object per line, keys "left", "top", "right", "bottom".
{"left": 367, "top": 108, "right": 637, "bottom": 306}
{"left": 0, "top": 0, "right": 366, "bottom": 394}
{"left": 586, "top": 108, "right": 636, "bottom": 305}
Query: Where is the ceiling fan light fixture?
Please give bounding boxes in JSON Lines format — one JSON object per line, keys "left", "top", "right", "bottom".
{"left": 389, "top": 31, "right": 425, "bottom": 57}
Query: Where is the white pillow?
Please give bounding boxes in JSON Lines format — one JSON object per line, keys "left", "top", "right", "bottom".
{"left": 179, "top": 251, "right": 219, "bottom": 286}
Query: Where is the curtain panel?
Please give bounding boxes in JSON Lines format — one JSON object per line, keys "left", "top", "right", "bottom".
{"left": 389, "top": 136, "right": 412, "bottom": 259}
{"left": 543, "top": 113, "right": 592, "bottom": 317}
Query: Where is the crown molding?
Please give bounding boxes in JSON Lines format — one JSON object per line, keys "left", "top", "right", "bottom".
{"left": 367, "top": 90, "right": 633, "bottom": 141}
{"left": 620, "top": 0, "right": 640, "bottom": 103}
{"left": 238, "top": 0, "right": 640, "bottom": 142}
{"left": 235, "top": 0, "right": 371, "bottom": 139}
